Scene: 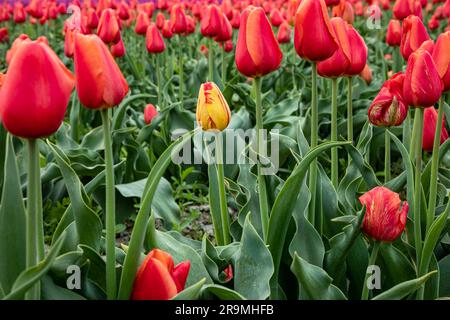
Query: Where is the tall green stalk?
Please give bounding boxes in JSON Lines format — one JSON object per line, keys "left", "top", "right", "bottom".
{"left": 385, "top": 129, "right": 391, "bottom": 183}
{"left": 101, "top": 109, "right": 117, "bottom": 300}
{"left": 221, "top": 47, "right": 226, "bottom": 85}
{"left": 254, "top": 77, "right": 269, "bottom": 242}
{"left": 178, "top": 36, "right": 184, "bottom": 109}
{"left": 412, "top": 108, "right": 424, "bottom": 266}
{"left": 156, "top": 53, "right": 163, "bottom": 110}
{"left": 331, "top": 78, "right": 338, "bottom": 188}
{"left": 308, "top": 63, "right": 318, "bottom": 225}
{"left": 215, "top": 133, "right": 230, "bottom": 245}
{"left": 426, "top": 97, "right": 445, "bottom": 232}
{"left": 347, "top": 77, "right": 353, "bottom": 164}
{"left": 25, "top": 139, "right": 43, "bottom": 300}
{"left": 208, "top": 38, "right": 214, "bottom": 82}
{"left": 361, "top": 242, "right": 380, "bottom": 300}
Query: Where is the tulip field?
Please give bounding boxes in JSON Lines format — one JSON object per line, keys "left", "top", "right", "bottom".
{"left": 0, "top": 0, "right": 450, "bottom": 303}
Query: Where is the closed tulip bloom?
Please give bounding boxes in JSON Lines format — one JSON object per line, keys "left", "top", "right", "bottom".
{"left": 0, "top": 28, "right": 8, "bottom": 43}
{"left": 277, "top": 21, "right": 292, "bottom": 44}
{"left": 6, "top": 34, "right": 30, "bottom": 65}
{"left": 428, "top": 16, "right": 440, "bottom": 30}
{"left": 170, "top": 4, "right": 187, "bottom": 34}
{"left": 144, "top": 104, "right": 158, "bottom": 125}
{"left": 403, "top": 49, "right": 442, "bottom": 107}
{"left": 230, "top": 9, "right": 240, "bottom": 29}
{"left": 393, "top": 0, "right": 413, "bottom": 20}
{"left": 86, "top": 8, "right": 99, "bottom": 29}
{"left": 135, "top": 10, "right": 151, "bottom": 35}
{"left": 422, "top": 107, "right": 449, "bottom": 151}
{"left": 186, "top": 16, "right": 196, "bottom": 35}
{"left": 64, "top": 29, "right": 75, "bottom": 58}
{"left": 162, "top": 20, "right": 173, "bottom": 39}
{"left": 26, "top": 0, "right": 44, "bottom": 19}
{"left": 359, "top": 186, "right": 409, "bottom": 242}
{"left": 400, "top": 15, "right": 429, "bottom": 60}
{"left": 360, "top": 64, "right": 372, "bottom": 85}
{"left": 0, "top": 40, "right": 75, "bottom": 138}
{"left": 215, "top": 13, "right": 232, "bottom": 42}
{"left": 224, "top": 40, "right": 233, "bottom": 53}
{"left": 132, "top": 249, "right": 190, "bottom": 300}
{"left": 318, "top": 17, "right": 351, "bottom": 78}
{"left": 156, "top": 12, "right": 165, "bottom": 29}
{"left": 118, "top": 1, "right": 130, "bottom": 20}
{"left": 196, "top": 82, "right": 231, "bottom": 132}
{"left": 111, "top": 36, "right": 126, "bottom": 58}
{"left": 332, "top": 0, "right": 354, "bottom": 25}
{"left": 146, "top": 24, "right": 165, "bottom": 54}
{"left": 200, "top": 5, "right": 222, "bottom": 38}
{"left": 294, "top": 0, "right": 338, "bottom": 62}
{"left": 270, "top": 8, "right": 284, "bottom": 27}
{"left": 74, "top": 33, "right": 129, "bottom": 109}
{"left": 13, "top": 3, "right": 26, "bottom": 23}
{"left": 235, "top": 6, "right": 283, "bottom": 78}
{"left": 97, "top": 9, "right": 121, "bottom": 44}
{"left": 432, "top": 32, "right": 450, "bottom": 92}
{"left": 345, "top": 25, "right": 368, "bottom": 76}
{"left": 368, "top": 72, "right": 408, "bottom": 127}
{"left": 386, "top": 19, "right": 402, "bottom": 46}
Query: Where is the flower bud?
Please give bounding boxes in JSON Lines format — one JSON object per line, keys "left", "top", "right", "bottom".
{"left": 146, "top": 23, "right": 165, "bottom": 54}
{"left": 144, "top": 104, "right": 158, "bottom": 125}
{"left": 359, "top": 186, "right": 409, "bottom": 242}
{"left": 196, "top": 82, "right": 231, "bottom": 132}
{"left": 277, "top": 21, "right": 291, "bottom": 44}
{"left": 386, "top": 19, "right": 402, "bottom": 46}
{"left": 200, "top": 5, "right": 222, "bottom": 38}
{"left": 135, "top": 10, "right": 151, "bottom": 36}
{"left": 432, "top": 32, "right": 450, "bottom": 92}
{"left": 97, "top": 9, "right": 121, "bottom": 45}
{"left": 400, "top": 15, "right": 429, "bottom": 60}
{"left": 422, "top": 107, "right": 449, "bottom": 152}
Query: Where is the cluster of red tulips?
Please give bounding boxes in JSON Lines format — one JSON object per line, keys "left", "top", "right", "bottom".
{"left": 0, "top": 0, "right": 449, "bottom": 302}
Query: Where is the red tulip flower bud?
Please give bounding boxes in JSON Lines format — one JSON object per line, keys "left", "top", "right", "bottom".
{"left": 200, "top": 5, "right": 222, "bottom": 38}
{"left": 294, "top": 0, "right": 338, "bottom": 62}
{"left": 64, "top": 29, "right": 75, "bottom": 58}
{"left": 428, "top": 16, "right": 440, "bottom": 30}
{"left": 156, "top": 12, "right": 165, "bottom": 29}
{"left": 162, "top": 20, "right": 173, "bottom": 39}
{"left": 132, "top": 249, "right": 190, "bottom": 300}
{"left": 215, "top": 12, "right": 233, "bottom": 42}
{"left": 360, "top": 64, "right": 373, "bottom": 85}
{"left": 111, "top": 36, "right": 126, "bottom": 58}
{"left": 118, "top": 1, "right": 130, "bottom": 20}
{"left": 277, "top": 21, "right": 292, "bottom": 44}
{"left": 144, "top": 104, "right": 158, "bottom": 125}
{"left": 185, "top": 16, "right": 196, "bottom": 35}
{"left": 146, "top": 24, "right": 165, "bottom": 54}
{"left": 359, "top": 186, "right": 409, "bottom": 242}
{"left": 345, "top": 24, "right": 368, "bottom": 76}
{"left": 26, "top": 0, "right": 44, "bottom": 19}
{"left": 74, "top": 33, "right": 129, "bottom": 109}
{"left": 317, "top": 17, "right": 351, "bottom": 78}
{"left": 422, "top": 107, "right": 449, "bottom": 151}
{"left": 325, "top": 0, "right": 341, "bottom": 6}
{"left": 270, "top": 8, "right": 284, "bottom": 27}
{"left": 393, "top": 0, "right": 413, "bottom": 20}
{"left": 0, "top": 40, "right": 75, "bottom": 138}
{"left": 368, "top": 72, "right": 408, "bottom": 127}
{"left": 432, "top": 32, "right": 450, "bottom": 92}
{"left": 170, "top": 4, "right": 187, "bottom": 34}
{"left": 135, "top": 10, "right": 151, "bottom": 36}
{"left": 86, "top": 8, "right": 99, "bottom": 30}
{"left": 230, "top": 9, "right": 240, "bottom": 29}
{"left": 403, "top": 49, "right": 442, "bottom": 107}
{"left": 386, "top": 19, "right": 402, "bottom": 46}
{"left": 235, "top": 6, "right": 283, "bottom": 78}
{"left": 224, "top": 40, "right": 233, "bottom": 53}
{"left": 13, "top": 3, "right": 26, "bottom": 24}
{"left": 400, "top": 15, "right": 429, "bottom": 60}
{"left": 6, "top": 34, "right": 30, "bottom": 65}
{"left": 98, "top": 9, "right": 121, "bottom": 44}
{"left": 332, "top": 0, "right": 355, "bottom": 25}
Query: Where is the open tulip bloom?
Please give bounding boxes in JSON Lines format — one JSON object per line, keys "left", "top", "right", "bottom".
{"left": 0, "top": 0, "right": 450, "bottom": 305}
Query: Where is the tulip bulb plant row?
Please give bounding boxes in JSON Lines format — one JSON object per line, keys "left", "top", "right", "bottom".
{"left": 0, "top": 0, "right": 449, "bottom": 302}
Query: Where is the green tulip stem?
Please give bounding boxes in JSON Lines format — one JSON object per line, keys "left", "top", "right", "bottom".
{"left": 254, "top": 76, "right": 270, "bottom": 242}
{"left": 101, "top": 109, "right": 117, "bottom": 300}
{"left": 215, "top": 132, "right": 230, "bottom": 245}
{"left": 385, "top": 128, "right": 391, "bottom": 183}
{"left": 156, "top": 53, "right": 163, "bottom": 110}
{"left": 427, "top": 97, "right": 445, "bottom": 232}
{"left": 25, "top": 139, "right": 43, "bottom": 300}
{"left": 331, "top": 78, "right": 338, "bottom": 188}
{"left": 361, "top": 241, "right": 380, "bottom": 300}
{"left": 347, "top": 76, "right": 353, "bottom": 164}
{"left": 221, "top": 46, "right": 226, "bottom": 85}
{"left": 308, "top": 62, "right": 319, "bottom": 226}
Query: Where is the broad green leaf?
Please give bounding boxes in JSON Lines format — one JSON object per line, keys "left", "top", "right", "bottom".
{"left": 372, "top": 271, "right": 437, "bottom": 300}
{"left": 0, "top": 135, "right": 26, "bottom": 294}
{"left": 235, "top": 215, "right": 274, "bottom": 300}
{"left": 172, "top": 278, "right": 206, "bottom": 300}
{"left": 41, "top": 275, "right": 86, "bottom": 300}
{"left": 378, "top": 243, "right": 416, "bottom": 289}
{"left": 200, "top": 285, "right": 246, "bottom": 300}
{"left": 291, "top": 253, "right": 346, "bottom": 300}
{"left": 438, "top": 255, "right": 450, "bottom": 297}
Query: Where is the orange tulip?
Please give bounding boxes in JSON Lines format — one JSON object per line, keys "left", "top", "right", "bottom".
{"left": 132, "top": 249, "right": 190, "bottom": 300}
{"left": 294, "top": 0, "right": 338, "bottom": 62}
{"left": 146, "top": 23, "right": 165, "bottom": 54}
{"left": 235, "top": 6, "right": 282, "bottom": 78}
{"left": 360, "top": 64, "right": 372, "bottom": 85}
{"left": 359, "top": 186, "right": 409, "bottom": 242}
{"left": 73, "top": 33, "right": 129, "bottom": 109}
{"left": 97, "top": 8, "right": 121, "bottom": 44}
{"left": 400, "top": 15, "right": 429, "bottom": 60}
{"left": 332, "top": 0, "right": 354, "bottom": 25}
{"left": 0, "top": 40, "right": 75, "bottom": 138}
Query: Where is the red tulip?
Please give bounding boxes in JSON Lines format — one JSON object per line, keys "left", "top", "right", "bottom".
{"left": 359, "top": 186, "right": 409, "bottom": 242}
{"left": 131, "top": 249, "right": 190, "bottom": 300}
{"left": 224, "top": 40, "right": 233, "bottom": 53}
{"left": 162, "top": 20, "right": 173, "bottom": 39}
{"left": 332, "top": 0, "right": 354, "bottom": 25}
{"left": 185, "top": 16, "right": 196, "bottom": 35}
{"left": 317, "top": 17, "right": 351, "bottom": 78}
{"left": 0, "top": 40, "right": 75, "bottom": 138}
{"left": 200, "top": 5, "right": 222, "bottom": 38}
{"left": 170, "top": 4, "right": 187, "bottom": 34}
{"left": 64, "top": 29, "right": 75, "bottom": 58}
{"left": 215, "top": 12, "right": 232, "bottom": 42}
{"left": 144, "top": 104, "right": 158, "bottom": 125}
{"left": 156, "top": 12, "right": 165, "bottom": 29}
{"left": 294, "top": 0, "right": 338, "bottom": 62}
{"left": 135, "top": 10, "right": 151, "bottom": 36}
{"left": 277, "top": 21, "right": 291, "bottom": 44}
{"left": 86, "top": 8, "right": 99, "bottom": 30}
{"left": 269, "top": 8, "right": 284, "bottom": 27}
{"left": 118, "top": 1, "right": 130, "bottom": 20}
{"left": 13, "top": 3, "right": 26, "bottom": 23}
{"left": 73, "top": 33, "right": 129, "bottom": 109}
{"left": 345, "top": 24, "right": 368, "bottom": 76}
{"left": 111, "top": 36, "right": 126, "bottom": 58}
{"left": 432, "top": 32, "right": 450, "bottom": 92}
{"left": 428, "top": 16, "right": 440, "bottom": 30}
{"left": 0, "top": 27, "right": 8, "bottom": 43}
{"left": 146, "top": 24, "right": 165, "bottom": 54}
{"left": 6, "top": 34, "right": 31, "bottom": 65}
{"left": 400, "top": 15, "right": 429, "bottom": 60}
{"left": 26, "top": 0, "right": 44, "bottom": 19}
{"left": 235, "top": 6, "right": 283, "bottom": 78}
{"left": 97, "top": 9, "right": 121, "bottom": 44}
{"left": 360, "top": 64, "right": 373, "bottom": 85}
{"left": 393, "top": 0, "right": 413, "bottom": 20}
{"left": 422, "top": 107, "right": 449, "bottom": 152}
{"left": 368, "top": 72, "right": 408, "bottom": 127}
{"left": 230, "top": 9, "right": 240, "bottom": 29}
{"left": 403, "top": 49, "right": 442, "bottom": 107}
{"left": 386, "top": 19, "right": 402, "bottom": 46}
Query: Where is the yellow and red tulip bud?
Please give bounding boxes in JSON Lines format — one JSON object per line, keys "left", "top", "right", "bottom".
{"left": 196, "top": 82, "right": 231, "bottom": 132}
